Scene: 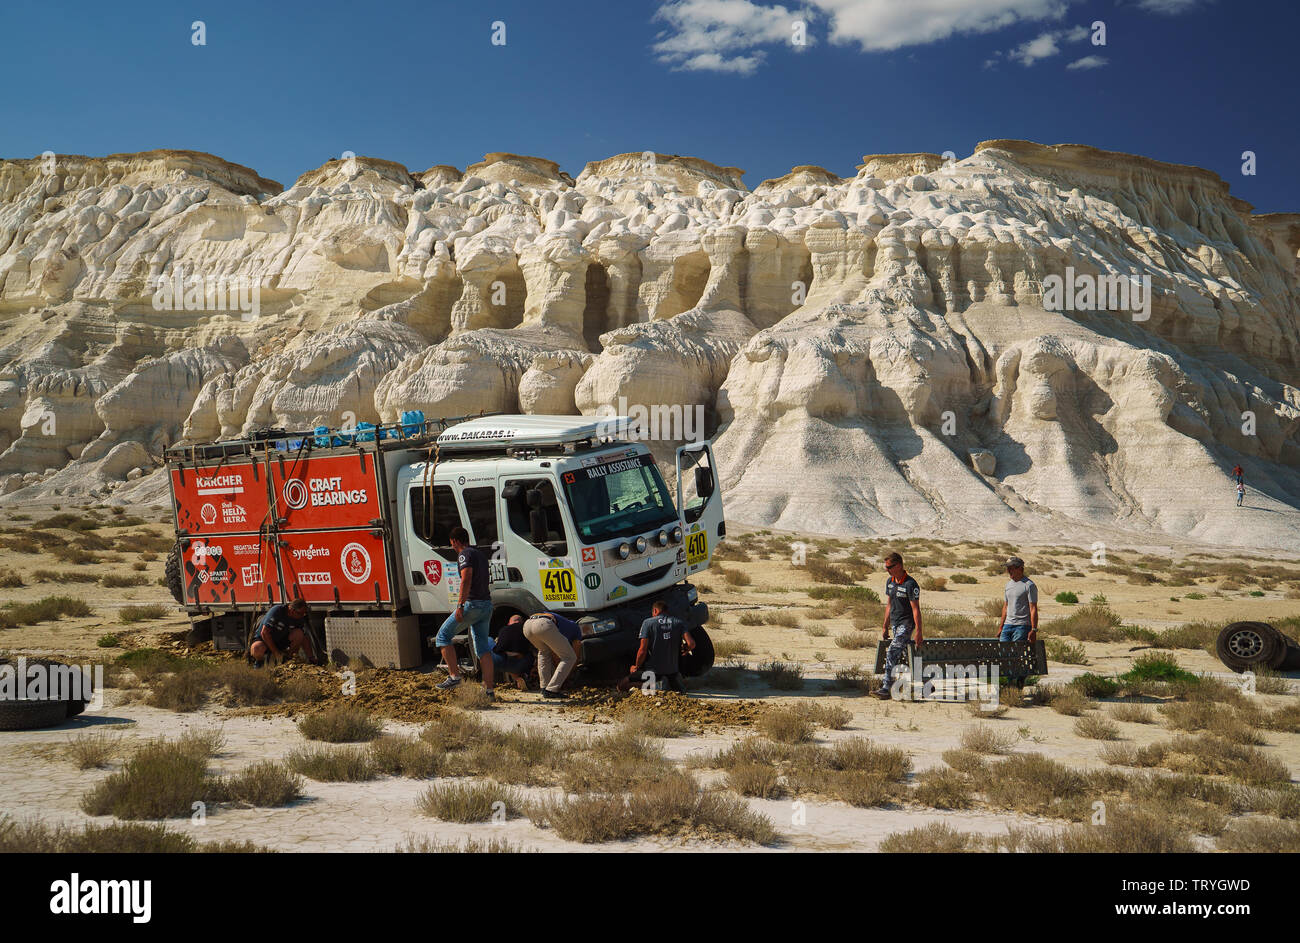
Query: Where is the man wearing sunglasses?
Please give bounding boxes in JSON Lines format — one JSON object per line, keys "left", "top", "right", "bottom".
{"left": 873, "top": 552, "right": 921, "bottom": 699}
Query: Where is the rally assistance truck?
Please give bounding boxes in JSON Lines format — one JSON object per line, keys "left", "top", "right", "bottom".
{"left": 163, "top": 413, "right": 723, "bottom": 678}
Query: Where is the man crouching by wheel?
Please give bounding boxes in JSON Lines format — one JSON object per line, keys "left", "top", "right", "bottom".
{"left": 249, "top": 597, "right": 317, "bottom": 666}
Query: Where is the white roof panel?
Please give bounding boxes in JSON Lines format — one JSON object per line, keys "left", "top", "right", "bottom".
{"left": 436, "top": 414, "right": 637, "bottom": 449}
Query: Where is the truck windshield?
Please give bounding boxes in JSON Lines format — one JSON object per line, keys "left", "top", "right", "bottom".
{"left": 561, "top": 453, "right": 677, "bottom": 543}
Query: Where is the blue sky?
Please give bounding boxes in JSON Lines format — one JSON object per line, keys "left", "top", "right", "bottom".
{"left": 3, "top": 0, "right": 1296, "bottom": 211}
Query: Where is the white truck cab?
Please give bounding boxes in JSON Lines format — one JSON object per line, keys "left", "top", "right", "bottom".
{"left": 395, "top": 415, "right": 723, "bottom": 675}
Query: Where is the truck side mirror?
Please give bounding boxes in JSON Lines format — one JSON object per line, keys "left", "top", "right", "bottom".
{"left": 502, "top": 483, "right": 522, "bottom": 502}
{"left": 529, "top": 508, "right": 549, "bottom": 544}
{"left": 695, "top": 465, "right": 715, "bottom": 499}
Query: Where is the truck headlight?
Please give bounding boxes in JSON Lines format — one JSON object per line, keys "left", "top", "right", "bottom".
{"left": 618, "top": 542, "right": 631, "bottom": 560}
{"left": 593, "top": 618, "right": 618, "bottom": 635}
{"left": 686, "top": 585, "right": 698, "bottom": 604}
{"left": 634, "top": 536, "right": 647, "bottom": 553}
{"left": 656, "top": 530, "right": 669, "bottom": 546}
{"left": 671, "top": 526, "right": 683, "bottom": 543}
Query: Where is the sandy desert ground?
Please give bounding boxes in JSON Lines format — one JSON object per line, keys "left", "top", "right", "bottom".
{"left": 1, "top": 504, "right": 1298, "bottom": 853}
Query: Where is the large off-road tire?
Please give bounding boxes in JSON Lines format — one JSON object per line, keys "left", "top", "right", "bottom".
{"left": 0, "top": 699, "right": 70, "bottom": 731}
{"left": 678, "top": 625, "right": 715, "bottom": 677}
{"left": 164, "top": 543, "right": 185, "bottom": 605}
{"left": 1216, "top": 621, "right": 1283, "bottom": 672}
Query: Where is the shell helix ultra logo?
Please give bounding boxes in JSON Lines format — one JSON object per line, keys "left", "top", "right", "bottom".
{"left": 340, "top": 543, "right": 372, "bottom": 584}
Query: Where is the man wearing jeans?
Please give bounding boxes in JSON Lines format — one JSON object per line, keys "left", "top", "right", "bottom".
{"left": 435, "top": 527, "right": 495, "bottom": 699}
{"left": 873, "top": 552, "right": 922, "bottom": 700}
{"left": 998, "top": 556, "right": 1039, "bottom": 686}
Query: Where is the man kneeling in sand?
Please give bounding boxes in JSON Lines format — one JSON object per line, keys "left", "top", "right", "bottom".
{"left": 249, "top": 597, "right": 316, "bottom": 665}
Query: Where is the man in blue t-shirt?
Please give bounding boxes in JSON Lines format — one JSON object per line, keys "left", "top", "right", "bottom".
{"left": 873, "top": 552, "right": 922, "bottom": 700}
{"left": 618, "top": 599, "right": 695, "bottom": 693}
{"left": 249, "top": 597, "right": 315, "bottom": 665}
{"left": 434, "top": 526, "right": 495, "bottom": 699}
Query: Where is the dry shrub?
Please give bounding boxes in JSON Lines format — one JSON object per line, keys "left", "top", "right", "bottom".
{"left": 913, "top": 767, "right": 975, "bottom": 809}
{"left": 1047, "top": 606, "right": 1124, "bottom": 642}
{"left": 419, "top": 711, "right": 493, "bottom": 752}
{"left": 719, "top": 567, "right": 751, "bottom": 587}
{"left": 1027, "top": 807, "right": 1197, "bottom": 853}
{"left": 81, "top": 738, "right": 211, "bottom": 819}
{"left": 119, "top": 604, "right": 167, "bottom": 623}
{"left": 395, "top": 835, "right": 526, "bottom": 853}
{"left": 758, "top": 707, "right": 815, "bottom": 743}
{"left": 219, "top": 762, "right": 302, "bottom": 807}
{"left": 1049, "top": 690, "right": 1093, "bottom": 716}
{"left": 1073, "top": 715, "right": 1121, "bottom": 740}
{"left": 620, "top": 706, "right": 689, "bottom": 738}
{"left": 453, "top": 683, "right": 494, "bottom": 710}
{"left": 216, "top": 662, "right": 280, "bottom": 706}
{"left": 281, "top": 675, "right": 325, "bottom": 702}
{"left": 764, "top": 610, "right": 801, "bottom": 628}
{"left": 834, "top": 632, "right": 876, "bottom": 650}
{"left": 978, "top": 599, "right": 1004, "bottom": 618}
{"left": 919, "top": 576, "right": 947, "bottom": 592}
{"left": 1217, "top": 817, "right": 1300, "bottom": 852}
{"left": 725, "top": 763, "right": 784, "bottom": 798}
{"left": 368, "top": 736, "right": 440, "bottom": 778}
{"left": 297, "top": 706, "right": 383, "bottom": 742}
{"left": 713, "top": 639, "right": 752, "bottom": 658}
{"left": 806, "top": 559, "right": 854, "bottom": 585}
{"left": 63, "top": 731, "right": 123, "bottom": 769}
{"left": 755, "top": 660, "right": 804, "bottom": 690}
{"left": 982, "top": 753, "right": 1089, "bottom": 817}
{"left": 880, "top": 822, "right": 983, "bottom": 853}
{"left": 146, "top": 669, "right": 216, "bottom": 712}
{"left": 1109, "top": 702, "right": 1155, "bottom": 724}
{"left": 959, "top": 724, "right": 1017, "bottom": 755}
{"left": 833, "top": 664, "right": 872, "bottom": 691}
{"left": 737, "top": 612, "right": 764, "bottom": 626}
{"left": 419, "top": 782, "right": 521, "bottom": 823}
{"left": 285, "top": 745, "right": 376, "bottom": 782}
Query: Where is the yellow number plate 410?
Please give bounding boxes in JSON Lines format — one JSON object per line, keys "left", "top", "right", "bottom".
{"left": 686, "top": 531, "right": 708, "bottom": 566}
{"left": 539, "top": 566, "right": 578, "bottom": 603}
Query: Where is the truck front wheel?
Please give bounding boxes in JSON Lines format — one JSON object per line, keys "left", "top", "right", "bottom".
{"left": 679, "top": 625, "right": 714, "bottom": 677}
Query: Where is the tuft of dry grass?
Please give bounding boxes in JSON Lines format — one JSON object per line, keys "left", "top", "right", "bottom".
{"left": 1073, "top": 715, "right": 1121, "bottom": 740}
{"left": 757, "top": 707, "right": 815, "bottom": 743}
{"left": 725, "top": 763, "right": 784, "bottom": 798}
{"left": 297, "top": 706, "right": 383, "bottom": 742}
{"left": 285, "top": 746, "right": 376, "bottom": 782}
{"left": 912, "top": 767, "right": 975, "bottom": 809}
{"left": 1109, "top": 702, "right": 1156, "bottom": 724}
{"left": 959, "top": 724, "right": 1018, "bottom": 755}
{"left": 63, "top": 731, "right": 123, "bottom": 769}
{"left": 80, "top": 737, "right": 211, "bottom": 819}
{"left": 1049, "top": 690, "right": 1093, "bottom": 716}
{"left": 755, "top": 660, "right": 804, "bottom": 690}
{"left": 217, "top": 762, "right": 302, "bottom": 807}
{"left": 1216, "top": 817, "right": 1300, "bottom": 852}
{"left": 880, "top": 822, "right": 984, "bottom": 853}
{"left": 418, "top": 781, "right": 521, "bottom": 823}
{"left": 368, "top": 736, "right": 440, "bottom": 778}
{"left": 620, "top": 706, "right": 690, "bottom": 738}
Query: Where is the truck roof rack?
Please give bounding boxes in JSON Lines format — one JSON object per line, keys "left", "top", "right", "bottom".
{"left": 435, "top": 414, "right": 640, "bottom": 452}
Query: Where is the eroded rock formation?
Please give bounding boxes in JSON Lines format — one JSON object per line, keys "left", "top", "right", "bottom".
{"left": 1, "top": 142, "right": 1297, "bottom": 548}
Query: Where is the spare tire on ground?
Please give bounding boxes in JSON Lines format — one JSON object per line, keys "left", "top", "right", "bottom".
{"left": 0, "top": 656, "right": 94, "bottom": 730}
{"left": 1216, "top": 621, "right": 1286, "bottom": 672}
{"left": 678, "top": 625, "right": 715, "bottom": 677}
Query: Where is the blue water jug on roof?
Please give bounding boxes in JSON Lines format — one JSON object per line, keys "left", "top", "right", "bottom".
{"left": 355, "top": 421, "right": 376, "bottom": 443}
{"left": 313, "top": 425, "right": 331, "bottom": 448}
{"left": 400, "top": 409, "right": 425, "bottom": 437}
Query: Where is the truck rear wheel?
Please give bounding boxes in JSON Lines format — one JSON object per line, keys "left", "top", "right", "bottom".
{"left": 679, "top": 625, "right": 714, "bottom": 677}
{"left": 164, "top": 543, "right": 185, "bottom": 605}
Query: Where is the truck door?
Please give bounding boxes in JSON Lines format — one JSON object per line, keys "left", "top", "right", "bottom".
{"left": 403, "top": 480, "right": 466, "bottom": 614}
{"left": 675, "top": 441, "right": 724, "bottom": 576}
{"left": 499, "top": 477, "right": 582, "bottom": 613}
{"left": 460, "top": 484, "right": 509, "bottom": 589}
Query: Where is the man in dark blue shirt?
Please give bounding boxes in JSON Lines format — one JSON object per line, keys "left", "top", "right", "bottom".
{"left": 434, "top": 527, "right": 495, "bottom": 699}
{"left": 873, "top": 551, "right": 922, "bottom": 700}
{"left": 618, "top": 599, "right": 695, "bottom": 693}
{"left": 249, "top": 597, "right": 314, "bottom": 664}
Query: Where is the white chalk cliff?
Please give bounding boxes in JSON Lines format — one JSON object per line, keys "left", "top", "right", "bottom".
{"left": 1, "top": 143, "right": 1297, "bottom": 549}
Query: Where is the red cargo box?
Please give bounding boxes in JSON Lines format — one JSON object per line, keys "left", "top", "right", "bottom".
{"left": 277, "top": 529, "right": 393, "bottom": 605}
{"left": 181, "top": 535, "right": 283, "bottom": 607}
{"left": 269, "top": 451, "right": 383, "bottom": 532}
{"left": 171, "top": 459, "right": 270, "bottom": 537}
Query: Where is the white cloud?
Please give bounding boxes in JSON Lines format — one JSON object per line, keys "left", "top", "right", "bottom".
{"left": 1136, "top": 0, "right": 1205, "bottom": 13}
{"left": 651, "top": 0, "right": 1067, "bottom": 73}
{"left": 1006, "top": 22, "right": 1092, "bottom": 66}
{"left": 1066, "top": 54, "right": 1108, "bottom": 69}
{"left": 652, "top": 1, "right": 816, "bottom": 74}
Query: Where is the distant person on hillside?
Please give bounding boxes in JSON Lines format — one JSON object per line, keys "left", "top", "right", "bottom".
{"left": 249, "top": 597, "right": 315, "bottom": 665}
{"left": 1232, "top": 463, "right": 1244, "bottom": 485}
{"left": 873, "top": 552, "right": 922, "bottom": 700}
{"left": 996, "top": 557, "right": 1039, "bottom": 686}
{"left": 1237, "top": 481, "right": 1246, "bottom": 507}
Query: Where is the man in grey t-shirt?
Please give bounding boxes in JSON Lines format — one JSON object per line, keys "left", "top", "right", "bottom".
{"left": 997, "top": 556, "right": 1038, "bottom": 643}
